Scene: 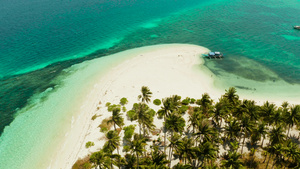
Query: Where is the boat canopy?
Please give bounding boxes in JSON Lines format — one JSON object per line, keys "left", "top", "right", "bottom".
{"left": 209, "top": 52, "right": 215, "bottom": 56}
{"left": 215, "top": 52, "right": 221, "bottom": 55}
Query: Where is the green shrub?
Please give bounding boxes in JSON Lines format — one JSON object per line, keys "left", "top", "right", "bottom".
{"left": 179, "top": 105, "right": 189, "bottom": 114}
{"left": 107, "top": 104, "right": 121, "bottom": 112}
{"left": 123, "top": 145, "right": 131, "bottom": 152}
{"left": 190, "top": 98, "right": 196, "bottom": 104}
{"left": 153, "top": 99, "right": 161, "bottom": 106}
{"left": 105, "top": 102, "right": 111, "bottom": 107}
{"left": 123, "top": 125, "right": 136, "bottom": 141}
{"left": 127, "top": 110, "right": 137, "bottom": 121}
{"left": 98, "top": 117, "right": 112, "bottom": 132}
{"left": 85, "top": 141, "right": 95, "bottom": 148}
{"left": 122, "top": 106, "right": 127, "bottom": 112}
{"left": 72, "top": 156, "right": 91, "bottom": 169}
{"left": 100, "top": 127, "right": 108, "bottom": 133}
{"left": 91, "top": 114, "right": 98, "bottom": 120}
{"left": 182, "top": 97, "right": 190, "bottom": 105}
{"left": 120, "top": 97, "right": 128, "bottom": 105}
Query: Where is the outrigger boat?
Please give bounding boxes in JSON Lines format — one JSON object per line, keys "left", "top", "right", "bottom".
{"left": 204, "top": 51, "right": 223, "bottom": 59}
{"left": 294, "top": 26, "right": 300, "bottom": 30}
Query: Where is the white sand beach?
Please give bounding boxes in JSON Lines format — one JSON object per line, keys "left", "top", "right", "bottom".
{"left": 46, "top": 44, "right": 300, "bottom": 169}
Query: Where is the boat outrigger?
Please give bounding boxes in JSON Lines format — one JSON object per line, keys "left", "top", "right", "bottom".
{"left": 294, "top": 26, "right": 300, "bottom": 30}
{"left": 205, "top": 51, "right": 223, "bottom": 59}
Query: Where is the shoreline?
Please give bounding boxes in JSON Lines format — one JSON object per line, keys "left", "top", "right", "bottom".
{"left": 49, "top": 44, "right": 300, "bottom": 168}
{"left": 0, "top": 44, "right": 299, "bottom": 169}
{"left": 50, "top": 44, "right": 215, "bottom": 169}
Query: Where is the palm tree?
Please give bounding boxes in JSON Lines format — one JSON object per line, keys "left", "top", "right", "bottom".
{"left": 172, "top": 163, "right": 193, "bottom": 169}
{"left": 284, "top": 139, "right": 300, "bottom": 168}
{"left": 188, "top": 109, "right": 204, "bottom": 133}
{"left": 268, "top": 126, "right": 285, "bottom": 146}
{"left": 130, "top": 134, "right": 147, "bottom": 169}
{"left": 224, "top": 117, "right": 241, "bottom": 142}
{"left": 264, "top": 145, "right": 275, "bottom": 169}
{"left": 194, "top": 120, "right": 216, "bottom": 145}
{"left": 239, "top": 114, "right": 254, "bottom": 154}
{"left": 223, "top": 87, "right": 240, "bottom": 106}
{"left": 104, "top": 130, "right": 120, "bottom": 154}
{"left": 196, "top": 141, "right": 218, "bottom": 167}
{"left": 168, "top": 133, "right": 181, "bottom": 167}
{"left": 272, "top": 144, "right": 285, "bottom": 168}
{"left": 90, "top": 150, "right": 110, "bottom": 169}
{"left": 158, "top": 96, "right": 181, "bottom": 154}
{"left": 128, "top": 103, "right": 156, "bottom": 136}
{"left": 138, "top": 86, "right": 152, "bottom": 103}
{"left": 123, "top": 154, "right": 136, "bottom": 169}
{"left": 240, "top": 99, "right": 259, "bottom": 121}
{"left": 270, "top": 109, "right": 283, "bottom": 127}
{"left": 107, "top": 104, "right": 124, "bottom": 130}
{"left": 196, "top": 93, "right": 213, "bottom": 115}
{"left": 165, "top": 112, "right": 185, "bottom": 167}
{"left": 283, "top": 105, "right": 300, "bottom": 137}
{"left": 175, "top": 136, "right": 195, "bottom": 165}
{"left": 104, "top": 130, "right": 121, "bottom": 169}
{"left": 221, "top": 151, "right": 244, "bottom": 169}
{"left": 257, "top": 121, "right": 268, "bottom": 148}
{"left": 151, "top": 145, "right": 169, "bottom": 169}
{"left": 260, "top": 101, "right": 276, "bottom": 125}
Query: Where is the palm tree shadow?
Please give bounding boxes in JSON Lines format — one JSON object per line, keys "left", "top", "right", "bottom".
{"left": 184, "top": 129, "right": 193, "bottom": 138}
{"left": 246, "top": 141, "right": 259, "bottom": 151}
{"left": 289, "top": 135, "right": 300, "bottom": 145}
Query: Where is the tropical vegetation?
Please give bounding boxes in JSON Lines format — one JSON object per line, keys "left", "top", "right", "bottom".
{"left": 73, "top": 86, "right": 300, "bottom": 169}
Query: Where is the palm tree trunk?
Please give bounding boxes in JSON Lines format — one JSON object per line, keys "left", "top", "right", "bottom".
{"left": 111, "top": 157, "right": 113, "bottom": 169}
{"left": 169, "top": 146, "right": 173, "bottom": 168}
{"left": 287, "top": 125, "right": 291, "bottom": 138}
{"left": 261, "top": 137, "right": 265, "bottom": 148}
{"left": 164, "top": 116, "right": 167, "bottom": 155}
{"left": 241, "top": 134, "right": 246, "bottom": 154}
{"left": 266, "top": 154, "right": 272, "bottom": 169}
{"left": 117, "top": 147, "right": 120, "bottom": 169}
{"left": 139, "top": 123, "right": 141, "bottom": 136}
{"left": 136, "top": 152, "right": 139, "bottom": 169}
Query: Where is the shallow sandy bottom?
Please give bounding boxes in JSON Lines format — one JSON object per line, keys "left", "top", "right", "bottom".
{"left": 1, "top": 44, "right": 299, "bottom": 169}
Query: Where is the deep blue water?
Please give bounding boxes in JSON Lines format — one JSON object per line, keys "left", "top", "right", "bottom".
{"left": 0, "top": 0, "right": 203, "bottom": 77}
{"left": 0, "top": 0, "right": 300, "bottom": 168}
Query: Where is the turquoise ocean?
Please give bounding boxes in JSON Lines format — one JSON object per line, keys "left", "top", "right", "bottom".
{"left": 0, "top": 0, "right": 299, "bottom": 168}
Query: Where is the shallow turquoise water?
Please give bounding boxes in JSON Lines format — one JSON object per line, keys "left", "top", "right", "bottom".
{"left": 0, "top": 0, "right": 300, "bottom": 168}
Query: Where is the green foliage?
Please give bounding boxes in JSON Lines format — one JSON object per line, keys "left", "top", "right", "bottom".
{"left": 107, "top": 104, "right": 121, "bottom": 112}
{"left": 105, "top": 102, "right": 111, "bottom": 107}
{"left": 182, "top": 97, "right": 190, "bottom": 105}
{"left": 91, "top": 114, "right": 98, "bottom": 120}
{"left": 72, "top": 156, "right": 91, "bottom": 169}
{"left": 179, "top": 105, "right": 189, "bottom": 114}
{"left": 98, "top": 117, "right": 112, "bottom": 132}
{"left": 85, "top": 141, "right": 95, "bottom": 148}
{"left": 138, "top": 86, "right": 152, "bottom": 103}
{"left": 153, "top": 99, "right": 162, "bottom": 106}
{"left": 122, "top": 106, "right": 127, "bottom": 112}
{"left": 100, "top": 127, "right": 108, "bottom": 133}
{"left": 123, "top": 145, "right": 131, "bottom": 152}
{"left": 72, "top": 86, "right": 300, "bottom": 169}
{"left": 120, "top": 97, "right": 128, "bottom": 105}
{"left": 190, "top": 98, "right": 196, "bottom": 104}
{"left": 123, "top": 125, "right": 136, "bottom": 141}
{"left": 127, "top": 110, "right": 137, "bottom": 121}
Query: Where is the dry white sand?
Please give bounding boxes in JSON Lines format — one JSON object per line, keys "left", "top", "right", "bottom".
{"left": 47, "top": 44, "right": 300, "bottom": 169}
